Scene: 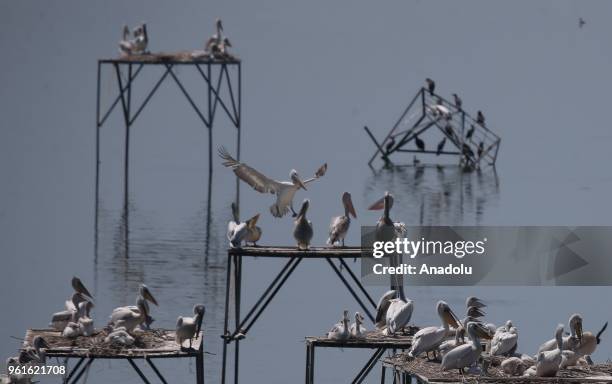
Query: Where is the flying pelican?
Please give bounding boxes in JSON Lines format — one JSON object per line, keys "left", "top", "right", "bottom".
{"left": 414, "top": 136, "right": 425, "bottom": 151}
{"left": 491, "top": 320, "right": 518, "bottom": 356}
{"left": 350, "top": 312, "right": 367, "bottom": 339}
{"left": 425, "top": 78, "right": 435, "bottom": 95}
{"left": 532, "top": 324, "right": 564, "bottom": 377}
{"left": 384, "top": 291, "right": 414, "bottom": 336}
{"left": 436, "top": 138, "right": 446, "bottom": 156}
{"left": 218, "top": 147, "right": 327, "bottom": 218}
{"left": 409, "top": 301, "right": 461, "bottom": 359}
{"left": 476, "top": 110, "right": 485, "bottom": 126}
{"left": 176, "top": 304, "right": 206, "bottom": 349}
{"left": 293, "top": 199, "right": 313, "bottom": 250}
{"left": 452, "top": 93, "right": 462, "bottom": 110}
{"left": 441, "top": 321, "right": 492, "bottom": 373}
{"left": 327, "top": 192, "right": 357, "bottom": 247}
{"left": 465, "top": 124, "right": 475, "bottom": 140}
{"left": 205, "top": 18, "right": 224, "bottom": 54}
{"left": 327, "top": 310, "right": 350, "bottom": 340}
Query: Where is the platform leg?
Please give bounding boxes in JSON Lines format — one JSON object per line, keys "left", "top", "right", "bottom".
{"left": 233, "top": 254, "right": 242, "bottom": 384}
{"left": 221, "top": 253, "right": 232, "bottom": 384}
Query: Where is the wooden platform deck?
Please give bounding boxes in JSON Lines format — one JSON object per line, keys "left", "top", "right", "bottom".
{"left": 228, "top": 246, "right": 363, "bottom": 258}
{"left": 306, "top": 327, "right": 418, "bottom": 349}
{"left": 383, "top": 353, "right": 612, "bottom": 383}
{"left": 24, "top": 328, "right": 202, "bottom": 359}
{"left": 100, "top": 51, "right": 240, "bottom": 65}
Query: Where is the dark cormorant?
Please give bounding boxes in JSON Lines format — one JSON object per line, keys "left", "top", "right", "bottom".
{"left": 477, "top": 110, "right": 485, "bottom": 126}
{"left": 477, "top": 142, "right": 484, "bottom": 158}
{"left": 462, "top": 143, "right": 475, "bottom": 158}
{"left": 425, "top": 78, "right": 435, "bottom": 95}
{"left": 452, "top": 93, "right": 462, "bottom": 110}
{"left": 436, "top": 138, "right": 446, "bottom": 156}
{"left": 466, "top": 124, "right": 475, "bottom": 139}
{"left": 415, "top": 135, "right": 425, "bottom": 151}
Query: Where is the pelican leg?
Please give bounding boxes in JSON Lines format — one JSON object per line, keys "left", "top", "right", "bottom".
{"left": 290, "top": 204, "right": 298, "bottom": 217}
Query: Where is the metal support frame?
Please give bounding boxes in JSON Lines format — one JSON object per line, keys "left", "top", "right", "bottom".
{"left": 94, "top": 58, "right": 242, "bottom": 260}
{"left": 366, "top": 87, "right": 501, "bottom": 168}
{"left": 220, "top": 249, "right": 376, "bottom": 384}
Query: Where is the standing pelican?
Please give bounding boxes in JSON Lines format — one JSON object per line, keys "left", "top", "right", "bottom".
{"left": 441, "top": 322, "right": 492, "bottom": 373}
{"left": 384, "top": 291, "right": 414, "bottom": 336}
{"left": 218, "top": 147, "right": 327, "bottom": 218}
{"left": 176, "top": 304, "right": 206, "bottom": 349}
{"left": 50, "top": 292, "right": 87, "bottom": 331}
{"left": 538, "top": 313, "right": 584, "bottom": 353}
{"left": 533, "top": 324, "right": 564, "bottom": 377}
{"left": 227, "top": 202, "right": 240, "bottom": 242}
{"left": 425, "top": 78, "right": 435, "bottom": 95}
{"left": 375, "top": 290, "right": 397, "bottom": 329}
{"left": 229, "top": 212, "right": 260, "bottom": 248}
{"left": 110, "top": 297, "right": 150, "bottom": 333}
{"left": 244, "top": 214, "right": 262, "bottom": 246}
{"left": 23, "top": 336, "right": 49, "bottom": 365}
{"left": 205, "top": 18, "right": 224, "bottom": 53}
{"left": 293, "top": 199, "right": 313, "bottom": 250}
{"left": 452, "top": 93, "right": 462, "bottom": 109}
{"left": 491, "top": 320, "right": 518, "bottom": 356}
{"left": 409, "top": 301, "right": 460, "bottom": 359}
{"left": 327, "top": 310, "right": 350, "bottom": 340}
{"left": 439, "top": 327, "right": 466, "bottom": 356}
{"left": 350, "top": 312, "right": 367, "bottom": 339}
{"left": 327, "top": 192, "right": 357, "bottom": 247}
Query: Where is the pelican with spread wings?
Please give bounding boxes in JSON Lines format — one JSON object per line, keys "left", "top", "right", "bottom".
{"left": 218, "top": 147, "right": 327, "bottom": 218}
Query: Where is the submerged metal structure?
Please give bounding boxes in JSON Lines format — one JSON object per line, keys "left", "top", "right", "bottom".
{"left": 365, "top": 87, "right": 501, "bottom": 169}
{"left": 94, "top": 54, "right": 242, "bottom": 258}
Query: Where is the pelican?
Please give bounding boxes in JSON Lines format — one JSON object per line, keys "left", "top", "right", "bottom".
{"left": 414, "top": 136, "right": 425, "bottom": 151}
{"left": 452, "top": 93, "right": 462, "bottom": 109}
{"left": 72, "top": 276, "right": 93, "bottom": 300}
{"left": 461, "top": 306, "right": 486, "bottom": 331}
{"left": 384, "top": 292, "right": 414, "bottom": 336}
{"left": 409, "top": 301, "right": 460, "bottom": 359}
{"left": 110, "top": 297, "right": 150, "bottom": 333}
{"left": 537, "top": 313, "right": 584, "bottom": 353}
{"left": 293, "top": 199, "right": 313, "bottom": 250}
{"left": 205, "top": 18, "right": 224, "bottom": 54}
{"left": 51, "top": 292, "right": 87, "bottom": 331}
{"left": 22, "top": 336, "right": 49, "bottom": 365}
{"left": 77, "top": 301, "right": 95, "bottom": 336}
{"left": 574, "top": 321, "right": 607, "bottom": 360}
{"left": 375, "top": 290, "right": 397, "bottom": 329}
{"left": 368, "top": 192, "right": 406, "bottom": 239}
{"left": 119, "top": 23, "right": 148, "bottom": 56}
{"left": 491, "top": 320, "right": 518, "bottom": 356}
{"left": 105, "top": 327, "right": 135, "bottom": 346}
{"left": 436, "top": 138, "right": 446, "bottom": 156}
{"left": 229, "top": 212, "right": 260, "bottom": 248}
{"left": 244, "top": 214, "right": 262, "bottom": 246}
{"left": 560, "top": 349, "right": 581, "bottom": 368}
{"left": 176, "top": 304, "right": 206, "bottom": 349}
{"left": 327, "top": 310, "right": 350, "bottom": 340}
{"left": 219, "top": 37, "right": 232, "bottom": 55}
{"left": 438, "top": 326, "right": 466, "bottom": 356}
{"left": 425, "top": 78, "right": 435, "bottom": 95}
{"left": 227, "top": 202, "right": 240, "bottom": 242}
{"left": 533, "top": 324, "right": 564, "bottom": 377}
{"left": 441, "top": 322, "right": 492, "bottom": 373}
{"left": 350, "top": 312, "right": 367, "bottom": 339}
{"left": 476, "top": 110, "right": 485, "bottom": 126}
{"left": 501, "top": 356, "right": 528, "bottom": 376}
{"left": 327, "top": 192, "right": 357, "bottom": 247}
{"left": 218, "top": 147, "right": 326, "bottom": 218}
{"left": 62, "top": 322, "right": 82, "bottom": 339}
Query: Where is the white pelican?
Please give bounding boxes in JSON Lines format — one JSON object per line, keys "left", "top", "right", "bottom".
{"left": 293, "top": 199, "right": 313, "bottom": 250}
{"left": 438, "top": 326, "right": 465, "bottom": 356}
{"left": 537, "top": 313, "right": 589, "bottom": 354}
{"left": 218, "top": 147, "right": 327, "bottom": 218}
{"left": 245, "top": 214, "right": 262, "bottom": 246}
{"left": 409, "top": 301, "right": 460, "bottom": 359}
{"left": 110, "top": 297, "right": 149, "bottom": 333}
{"left": 62, "top": 322, "right": 82, "bottom": 339}
{"left": 50, "top": 292, "right": 87, "bottom": 331}
{"left": 205, "top": 18, "right": 224, "bottom": 54}
{"left": 384, "top": 292, "right": 414, "bottom": 336}
{"left": 72, "top": 276, "right": 93, "bottom": 300}
{"left": 327, "top": 192, "right": 357, "bottom": 247}
{"left": 349, "top": 312, "right": 366, "bottom": 339}
{"left": 533, "top": 324, "right": 564, "bottom": 377}
{"left": 327, "top": 310, "right": 350, "bottom": 340}
{"left": 501, "top": 356, "right": 528, "bottom": 376}
{"left": 76, "top": 301, "right": 95, "bottom": 336}
{"left": 105, "top": 327, "right": 135, "bottom": 347}
{"left": 491, "top": 320, "right": 518, "bottom": 356}
{"left": 228, "top": 212, "right": 261, "bottom": 248}
{"left": 441, "top": 322, "right": 492, "bottom": 373}
{"left": 227, "top": 202, "right": 239, "bottom": 241}
{"left": 176, "top": 304, "right": 206, "bottom": 349}
{"left": 119, "top": 23, "right": 148, "bottom": 56}
{"left": 375, "top": 290, "right": 397, "bottom": 329}
{"left": 560, "top": 349, "right": 581, "bottom": 369}
{"left": 557, "top": 314, "right": 607, "bottom": 359}
{"left": 111, "top": 284, "right": 159, "bottom": 326}
{"left": 22, "top": 336, "right": 49, "bottom": 365}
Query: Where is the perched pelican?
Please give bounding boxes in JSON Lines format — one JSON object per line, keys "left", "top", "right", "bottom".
{"left": 119, "top": 23, "right": 148, "bottom": 56}
{"left": 368, "top": 192, "right": 406, "bottom": 239}
{"left": 537, "top": 313, "right": 586, "bottom": 353}
{"left": 501, "top": 356, "right": 528, "bottom": 376}
{"left": 110, "top": 297, "right": 150, "bottom": 333}
{"left": 375, "top": 290, "right": 397, "bottom": 329}
{"left": 218, "top": 147, "right": 326, "bottom": 218}
{"left": 452, "top": 93, "right": 462, "bottom": 109}
{"left": 72, "top": 276, "right": 93, "bottom": 299}
{"left": 51, "top": 292, "right": 87, "bottom": 331}
{"left": 327, "top": 310, "right": 350, "bottom": 340}
{"left": 441, "top": 322, "right": 492, "bottom": 373}
{"left": 465, "top": 124, "right": 475, "bottom": 140}
{"left": 560, "top": 349, "right": 581, "bottom": 368}
{"left": 229, "top": 212, "right": 260, "bottom": 248}
{"left": 62, "top": 322, "right": 82, "bottom": 339}
{"left": 219, "top": 37, "right": 232, "bottom": 55}
{"left": 533, "top": 324, "right": 564, "bottom": 377}
{"left": 105, "top": 327, "right": 135, "bottom": 346}
{"left": 227, "top": 202, "right": 240, "bottom": 242}
{"left": 436, "top": 138, "right": 446, "bottom": 156}
{"left": 574, "top": 321, "right": 607, "bottom": 359}
{"left": 205, "top": 18, "right": 224, "bottom": 53}
{"left": 438, "top": 326, "right": 465, "bottom": 356}
{"left": 349, "top": 312, "right": 367, "bottom": 339}
{"left": 244, "top": 214, "right": 262, "bottom": 246}
{"left": 327, "top": 192, "right": 357, "bottom": 247}
{"left": 414, "top": 136, "right": 425, "bottom": 151}
{"left": 293, "top": 199, "right": 313, "bottom": 250}
{"left": 409, "top": 301, "right": 460, "bottom": 359}
{"left": 425, "top": 78, "right": 435, "bottom": 95}
{"left": 77, "top": 301, "right": 94, "bottom": 336}
{"left": 176, "top": 304, "right": 206, "bottom": 349}
{"left": 491, "top": 320, "right": 518, "bottom": 356}
{"left": 22, "top": 336, "right": 49, "bottom": 365}
{"left": 476, "top": 110, "right": 485, "bottom": 126}
{"left": 384, "top": 292, "right": 414, "bottom": 336}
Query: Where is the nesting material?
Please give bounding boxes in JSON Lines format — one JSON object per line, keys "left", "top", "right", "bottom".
{"left": 384, "top": 353, "right": 612, "bottom": 383}
{"left": 107, "top": 51, "right": 239, "bottom": 63}
{"left": 23, "top": 328, "right": 202, "bottom": 358}
{"left": 307, "top": 326, "right": 419, "bottom": 348}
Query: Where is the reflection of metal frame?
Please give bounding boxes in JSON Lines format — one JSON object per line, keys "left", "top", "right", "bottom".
{"left": 94, "top": 58, "right": 241, "bottom": 259}
{"left": 365, "top": 88, "right": 501, "bottom": 168}
{"left": 221, "top": 247, "right": 376, "bottom": 384}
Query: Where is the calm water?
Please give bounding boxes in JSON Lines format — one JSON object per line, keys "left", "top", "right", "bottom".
{"left": 2, "top": 1, "right": 612, "bottom": 383}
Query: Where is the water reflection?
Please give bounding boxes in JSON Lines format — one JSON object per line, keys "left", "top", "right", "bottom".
{"left": 364, "top": 165, "right": 500, "bottom": 225}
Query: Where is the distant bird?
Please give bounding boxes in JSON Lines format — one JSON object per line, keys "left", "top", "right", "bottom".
{"left": 205, "top": 18, "right": 224, "bottom": 54}
{"left": 409, "top": 301, "right": 461, "bottom": 359}
{"left": 477, "top": 110, "right": 486, "bottom": 126}
{"left": 350, "top": 312, "right": 367, "bottom": 339}
{"left": 534, "top": 324, "right": 564, "bottom": 377}
{"left": 327, "top": 310, "right": 350, "bottom": 340}
{"left": 293, "top": 199, "right": 313, "bottom": 250}
{"left": 327, "top": 192, "right": 357, "bottom": 247}
{"left": 478, "top": 142, "right": 485, "bottom": 158}
{"left": 119, "top": 23, "right": 148, "bottom": 56}
{"left": 384, "top": 292, "right": 414, "bottom": 336}
{"left": 176, "top": 304, "right": 205, "bottom": 349}
{"left": 462, "top": 143, "right": 475, "bottom": 159}
{"left": 436, "top": 138, "right": 446, "bottom": 156}
{"left": 579, "top": 17, "right": 586, "bottom": 28}
{"left": 425, "top": 78, "right": 436, "bottom": 95}
{"left": 385, "top": 137, "right": 396, "bottom": 154}
{"left": 452, "top": 93, "right": 462, "bottom": 110}
{"left": 441, "top": 321, "right": 493, "bottom": 373}
{"left": 218, "top": 147, "right": 326, "bottom": 218}
{"left": 445, "top": 124, "right": 457, "bottom": 143}
{"left": 414, "top": 136, "right": 425, "bottom": 151}
{"left": 491, "top": 320, "right": 518, "bottom": 356}
{"left": 466, "top": 124, "right": 475, "bottom": 140}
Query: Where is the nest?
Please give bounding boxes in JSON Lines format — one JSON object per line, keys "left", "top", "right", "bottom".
{"left": 117, "top": 51, "right": 239, "bottom": 63}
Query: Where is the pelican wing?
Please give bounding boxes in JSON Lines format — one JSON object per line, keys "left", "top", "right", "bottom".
{"left": 218, "top": 147, "right": 281, "bottom": 194}
{"left": 491, "top": 331, "right": 518, "bottom": 355}
{"left": 375, "top": 290, "right": 396, "bottom": 328}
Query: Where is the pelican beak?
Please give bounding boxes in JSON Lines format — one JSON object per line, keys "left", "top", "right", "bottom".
{"left": 343, "top": 192, "right": 357, "bottom": 218}
{"left": 367, "top": 196, "right": 385, "bottom": 211}
{"left": 143, "top": 287, "right": 159, "bottom": 306}
{"left": 297, "top": 177, "right": 307, "bottom": 191}
{"left": 443, "top": 307, "right": 460, "bottom": 328}
{"left": 248, "top": 213, "right": 260, "bottom": 227}
{"left": 576, "top": 320, "right": 583, "bottom": 341}
{"left": 475, "top": 323, "right": 493, "bottom": 340}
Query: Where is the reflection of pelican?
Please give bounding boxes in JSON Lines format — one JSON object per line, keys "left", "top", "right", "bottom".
{"left": 491, "top": 320, "right": 518, "bottom": 356}
{"left": 327, "top": 192, "right": 357, "bottom": 247}
{"left": 409, "top": 301, "right": 460, "bottom": 359}
{"left": 327, "top": 310, "right": 350, "bottom": 340}
{"left": 350, "top": 312, "right": 366, "bottom": 339}
{"left": 219, "top": 147, "right": 326, "bottom": 217}
{"left": 425, "top": 78, "right": 435, "bottom": 95}
{"left": 176, "top": 304, "right": 206, "bottom": 349}
{"left": 293, "top": 200, "right": 313, "bottom": 250}
{"left": 441, "top": 321, "right": 492, "bottom": 373}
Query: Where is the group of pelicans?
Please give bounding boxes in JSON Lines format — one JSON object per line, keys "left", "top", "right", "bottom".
{"left": 328, "top": 294, "right": 608, "bottom": 378}
{"left": 118, "top": 18, "right": 233, "bottom": 59}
